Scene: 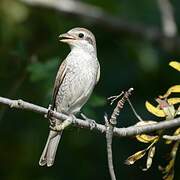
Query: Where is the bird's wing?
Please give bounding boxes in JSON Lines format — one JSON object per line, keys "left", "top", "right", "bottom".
{"left": 96, "top": 62, "right": 100, "bottom": 84}
{"left": 52, "top": 59, "right": 67, "bottom": 109}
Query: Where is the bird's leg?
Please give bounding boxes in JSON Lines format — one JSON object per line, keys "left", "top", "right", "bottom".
{"left": 49, "top": 114, "right": 75, "bottom": 131}
{"left": 44, "top": 104, "right": 56, "bottom": 126}
{"left": 80, "top": 113, "right": 96, "bottom": 130}
{"left": 45, "top": 104, "right": 53, "bottom": 119}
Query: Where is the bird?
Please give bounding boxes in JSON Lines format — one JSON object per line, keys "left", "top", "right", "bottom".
{"left": 39, "top": 27, "right": 100, "bottom": 167}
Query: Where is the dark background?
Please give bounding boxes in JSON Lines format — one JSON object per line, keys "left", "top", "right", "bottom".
{"left": 0, "top": 0, "right": 179, "bottom": 179}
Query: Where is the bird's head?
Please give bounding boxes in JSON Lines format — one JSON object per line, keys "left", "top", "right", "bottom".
{"left": 59, "top": 27, "right": 96, "bottom": 55}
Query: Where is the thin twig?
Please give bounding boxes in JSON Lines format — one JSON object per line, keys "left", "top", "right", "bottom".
{"left": 107, "top": 91, "right": 124, "bottom": 105}
{"left": 106, "top": 88, "right": 133, "bottom": 180}
{"left": 1, "top": 96, "right": 180, "bottom": 137}
{"left": 127, "top": 98, "right": 143, "bottom": 122}
{"left": 163, "top": 134, "right": 180, "bottom": 141}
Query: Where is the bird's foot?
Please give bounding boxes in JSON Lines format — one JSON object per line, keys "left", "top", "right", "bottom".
{"left": 45, "top": 104, "right": 56, "bottom": 127}
{"left": 81, "top": 113, "right": 96, "bottom": 130}
{"left": 44, "top": 104, "right": 53, "bottom": 119}
{"left": 49, "top": 115, "right": 75, "bottom": 131}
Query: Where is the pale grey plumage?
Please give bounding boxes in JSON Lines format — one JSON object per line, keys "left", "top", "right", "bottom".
{"left": 39, "top": 27, "right": 100, "bottom": 167}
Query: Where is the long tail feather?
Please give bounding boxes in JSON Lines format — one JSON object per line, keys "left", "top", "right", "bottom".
{"left": 39, "top": 130, "right": 62, "bottom": 167}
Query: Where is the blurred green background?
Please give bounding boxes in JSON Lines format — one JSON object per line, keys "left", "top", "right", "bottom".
{"left": 0, "top": 0, "right": 179, "bottom": 179}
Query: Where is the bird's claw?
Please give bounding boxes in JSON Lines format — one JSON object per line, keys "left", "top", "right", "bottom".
{"left": 49, "top": 115, "right": 74, "bottom": 132}
{"left": 49, "top": 118, "right": 56, "bottom": 127}
{"left": 49, "top": 124, "right": 62, "bottom": 131}
{"left": 45, "top": 104, "right": 53, "bottom": 119}
{"left": 88, "top": 119, "right": 96, "bottom": 130}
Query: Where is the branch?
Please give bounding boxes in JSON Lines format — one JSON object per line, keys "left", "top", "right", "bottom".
{"left": 1, "top": 96, "right": 180, "bottom": 137}
{"left": 163, "top": 134, "right": 180, "bottom": 141}
{"left": 105, "top": 115, "right": 116, "bottom": 180}
{"left": 21, "top": 0, "right": 180, "bottom": 52}
{"left": 157, "top": 0, "right": 177, "bottom": 37}
{"left": 105, "top": 89, "right": 133, "bottom": 180}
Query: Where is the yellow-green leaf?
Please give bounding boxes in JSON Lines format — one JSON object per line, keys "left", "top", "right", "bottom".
{"left": 168, "top": 98, "right": 180, "bottom": 105}
{"left": 160, "top": 85, "right": 180, "bottom": 98}
{"left": 162, "top": 159, "right": 174, "bottom": 180}
{"left": 142, "top": 146, "right": 156, "bottom": 171}
{"left": 169, "top": 61, "right": 180, "bottom": 71}
{"left": 161, "top": 141, "right": 179, "bottom": 180}
{"left": 145, "top": 101, "right": 165, "bottom": 117}
{"left": 125, "top": 149, "right": 147, "bottom": 165}
{"left": 174, "top": 128, "right": 180, "bottom": 135}
{"left": 165, "top": 159, "right": 174, "bottom": 174}
{"left": 136, "top": 134, "right": 159, "bottom": 143}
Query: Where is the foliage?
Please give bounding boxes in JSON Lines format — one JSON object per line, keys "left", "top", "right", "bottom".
{"left": 125, "top": 62, "right": 180, "bottom": 180}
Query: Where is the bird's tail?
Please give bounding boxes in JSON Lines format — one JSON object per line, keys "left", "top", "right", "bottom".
{"left": 39, "top": 130, "right": 63, "bottom": 167}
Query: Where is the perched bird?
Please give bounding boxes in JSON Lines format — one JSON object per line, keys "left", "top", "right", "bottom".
{"left": 39, "top": 27, "right": 100, "bottom": 167}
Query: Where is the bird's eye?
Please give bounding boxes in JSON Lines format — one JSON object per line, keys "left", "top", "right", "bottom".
{"left": 78, "top": 33, "right": 84, "bottom": 38}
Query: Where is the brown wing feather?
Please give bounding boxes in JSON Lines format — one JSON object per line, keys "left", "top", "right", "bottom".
{"left": 52, "top": 59, "right": 67, "bottom": 109}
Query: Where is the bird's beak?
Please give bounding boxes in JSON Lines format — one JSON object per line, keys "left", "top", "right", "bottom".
{"left": 59, "top": 33, "right": 76, "bottom": 43}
